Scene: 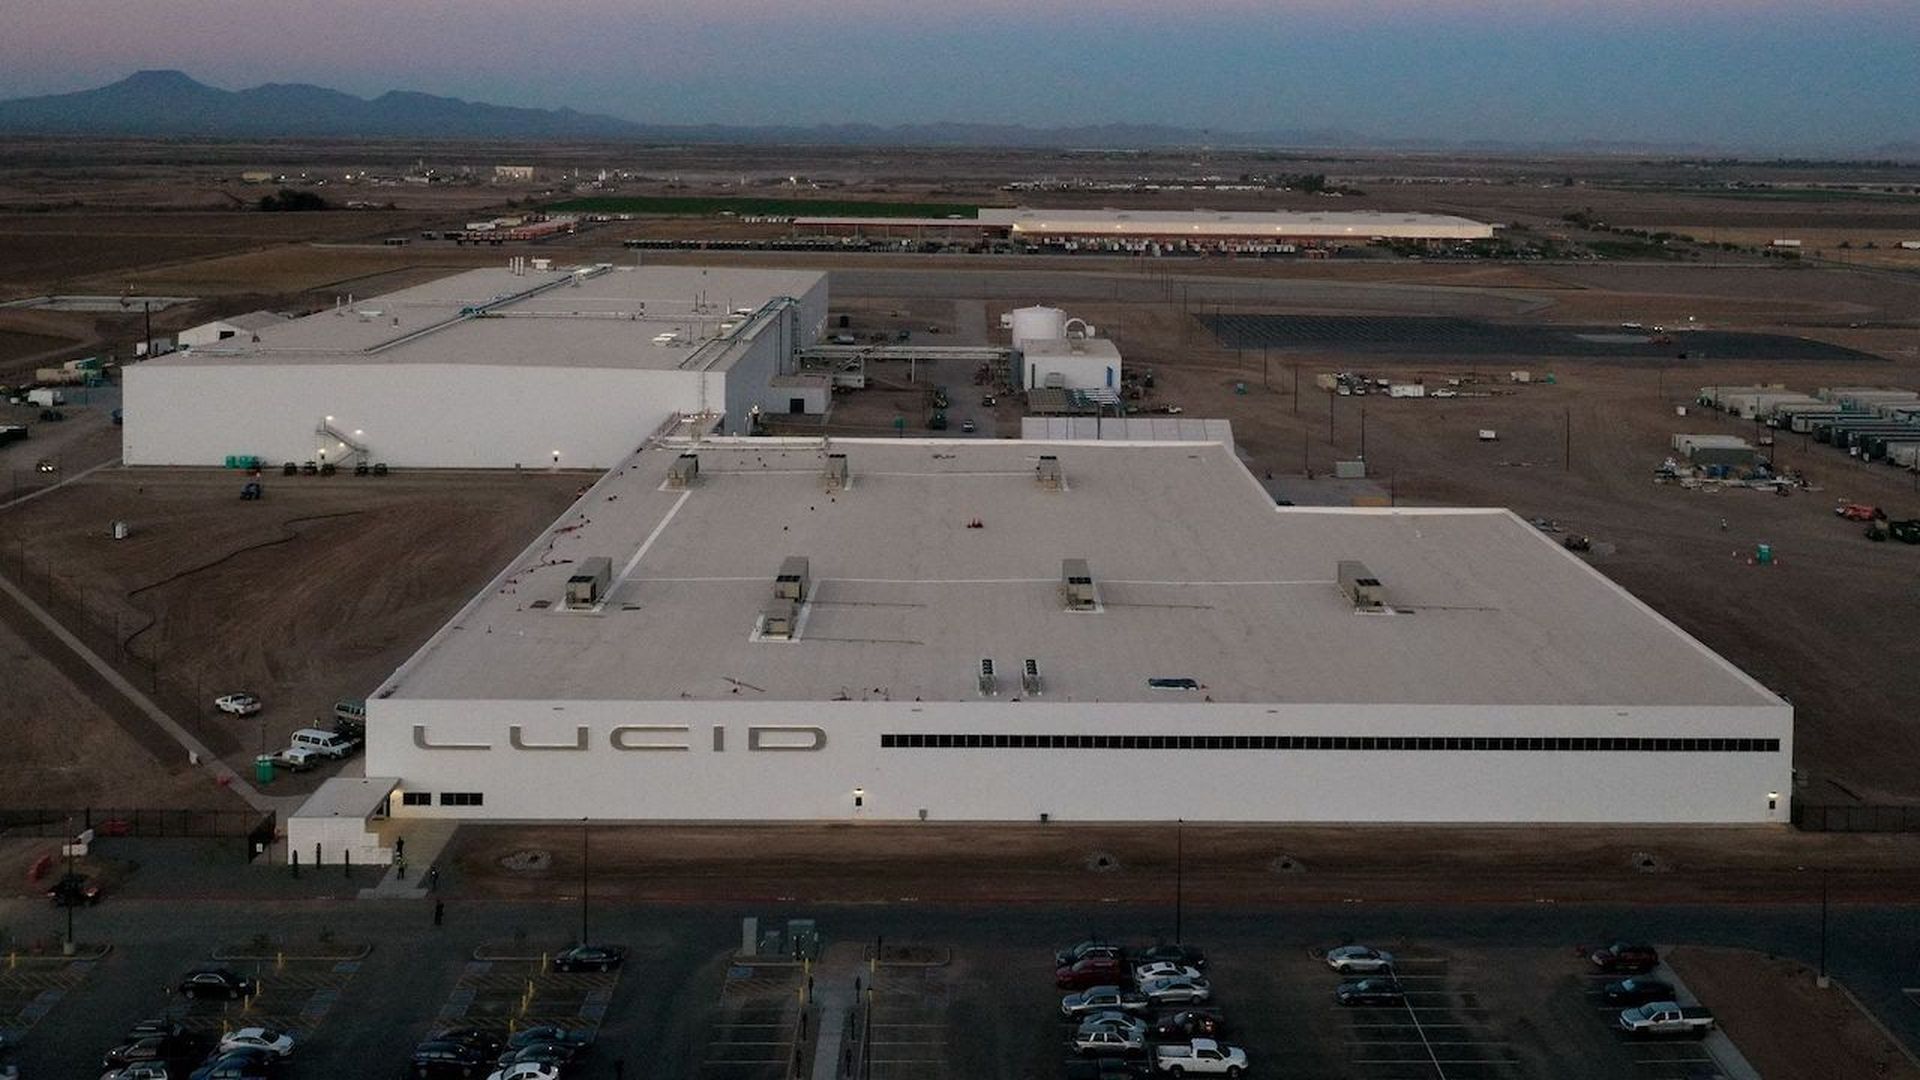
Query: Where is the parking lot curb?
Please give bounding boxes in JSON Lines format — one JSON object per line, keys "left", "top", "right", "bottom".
{"left": 212, "top": 943, "right": 372, "bottom": 961}
{"left": 2, "top": 943, "right": 112, "bottom": 963}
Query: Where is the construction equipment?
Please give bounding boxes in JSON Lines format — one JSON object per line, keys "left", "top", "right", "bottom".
{"left": 1835, "top": 503, "right": 1881, "bottom": 522}
{"left": 240, "top": 481, "right": 263, "bottom": 501}
{"left": 1890, "top": 520, "right": 1920, "bottom": 544}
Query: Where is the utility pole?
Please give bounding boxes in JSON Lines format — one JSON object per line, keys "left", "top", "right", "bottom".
{"left": 1817, "top": 868, "right": 1830, "bottom": 988}
{"left": 64, "top": 813, "right": 76, "bottom": 955}
{"left": 580, "top": 819, "right": 590, "bottom": 944}
{"left": 1359, "top": 402, "right": 1367, "bottom": 461}
{"left": 1174, "top": 818, "right": 1184, "bottom": 945}
{"left": 1564, "top": 406, "right": 1572, "bottom": 472}
{"left": 143, "top": 300, "right": 152, "bottom": 358}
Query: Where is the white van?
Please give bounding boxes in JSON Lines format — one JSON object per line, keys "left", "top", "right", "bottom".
{"left": 288, "top": 728, "right": 360, "bottom": 760}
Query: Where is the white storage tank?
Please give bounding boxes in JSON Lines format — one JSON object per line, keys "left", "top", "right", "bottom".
{"left": 1008, "top": 306, "right": 1067, "bottom": 346}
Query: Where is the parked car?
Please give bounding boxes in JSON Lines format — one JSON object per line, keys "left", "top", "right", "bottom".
{"left": 214, "top": 693, "right": 262, "bottom": 716}
{"left": 495, "top": 1043, "right": 580, "bottom": 1069}
{"left": 1325, "top": 945, "right": 1395, "bottom": 973}
{"left": 1140, "top": 975, "right": 1212, "bottom": 1005}
{"left": 1617, "top": 1002, "right": 1715, "bottom": 1036}
{"left": 191, "top": 1049, "right": 278, "bottom": 1080}
{"left": 1134, "top": 944, "right": 1207, "bottom": 971}
{"left": 286, "top": 728, "right": 359, "bottom": 760}
{"left": 503, "top": 1027, "right": 589, "bottom": 1055}
{"left": 1058, "top": 954, "right": 1130, "bottom": 989}
{"left": 1078, "top": 1011, "right": 1147, "bottom": 1036}
{"left": 1073, "top": 1025, "right": 1148, "bottom": 1057}
{"left": 271, "top": 746, "right": 320, "bottom": 772}
{"left": 485, "top": 1063, "right": 561, "bottom": 1080}
{"left": 1335, "top": 978, "right": 1406, "bottom": 1006}
{"left": 552, "top": 943, "right": 626, "bottom": 972}
{"left": 434, "top": 1029, "right": 505, "bottom": 1056}
{"left": 175, "top": 968, "right": 255, "bottom": 1000}
{"left": 1149, "top": 1010, "right": 1223, "bottom": 1042}
{"left": 217, "top": 1027, "right": 295, "bottom": 1058}
{"left": 411, "top": 1039, "right": 495, "bottom": 1078}
{"left": 1057, "top": 940, "right": 1125, "bottom": 967}
{"left": 1132, "top": 962, "right": 1203, "bottom": 985}
{"left": 961, "top": 419, "right": 977, "bottom": 434}
{"left": 102, "top": 1035, "right": 188, "bottom": 1069}
{"left": 1151, "top": 1038, "right": 1247, "bottom": 1076}
{"left": 1601, "top": 977, "right": 1675, "bottom": 1006}
{"left": 102, "top": 1066, "right": 174, "bottom": 1080}
{"left": 46, "top": 871, "right": 101, "bottom": 906}
{"left": 1585, "top": 942, "right": 1659, "bottom": 974}
{"left": 1062, "top": 985, "right": 1150, "bottom": 1017}
{"left": 1064, "top": 1059, "right": 1152, "bottom": 1080}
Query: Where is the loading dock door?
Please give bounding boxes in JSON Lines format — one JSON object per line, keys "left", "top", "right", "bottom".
{"left": 790, "top": 398, "right": 805, "bottom": 414}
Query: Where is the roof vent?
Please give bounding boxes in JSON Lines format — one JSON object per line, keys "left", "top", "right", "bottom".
{"left": 1022, "top": 658, "right": 1043, "bottom": 696}
{"left": 1061, "top": 558, "right": 1097, "bottom": 610}
{"left": 1338, "top": 560, "right": 1385, "bottom": 609}
{"left": 978, "top": 658, "right": 998, "bottom": 696}
{"left": 822, "top": 452, "right": 848, "bottom": 491}
{"left": 774, "top": 555, "right": 811, "bottom": 602}
{"left": 1036, "top": 454, "right": 1064, "bottom": 489}
{"left": 759, "top": 599, "right": 797, "bottom": 640}
{"left": 667, "top": 453, "right": 700, "bottom": 488}
{"left": 564, "top": 556, "right": 612, "bottom": 610}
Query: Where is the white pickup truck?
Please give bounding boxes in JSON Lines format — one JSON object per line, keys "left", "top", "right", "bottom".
{"left": 1153, "top": 1038, "right": 1248, "bottom": 1076}
{"left": 1617, "top": 1002, "right": 1715, "bottom": 1036}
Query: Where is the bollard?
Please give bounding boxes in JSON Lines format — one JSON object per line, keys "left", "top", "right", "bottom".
{"left": 344, "top": 849, "right": 351, "bottom": 876}
{"left": 314, "top": 842, "right": 321, "bottom": 868}
{"left": 290, "top": 850, "right": 299, "bottom": 879}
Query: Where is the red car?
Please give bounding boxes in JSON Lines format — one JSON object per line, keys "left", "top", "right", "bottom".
{"left": 1056, "top": 954, "right": 1128, "bottom": 989}
{"left": 1583, "top": 942, "right": 1659, "bottom": 973}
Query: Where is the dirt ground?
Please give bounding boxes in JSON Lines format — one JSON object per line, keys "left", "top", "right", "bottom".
{"left": 1668, "top": 946, "right": 1920, "bottom": 1080}
{"left": 0, "top": 466, "right": 584, "bottom": 796}
{"left": 446, "top": 821, "right": 1920, "bottom": 905}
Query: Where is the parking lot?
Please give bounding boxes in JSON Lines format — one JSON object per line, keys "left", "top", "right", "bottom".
{"left": 701, "top": 961, "right": 806, "bottom": 1080}
{"left": 0, "top": 895, "right": 1824, "bottom": 1080}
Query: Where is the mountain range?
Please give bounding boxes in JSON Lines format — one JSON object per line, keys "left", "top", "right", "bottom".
{"left": 0, "top": 71, "right": 1912, "bottom": 157}
{"left": 0, "top": 71, "right": 1432, "bottom": 149}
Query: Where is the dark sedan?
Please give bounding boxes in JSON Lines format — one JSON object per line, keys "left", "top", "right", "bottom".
{"left": 553, "top": 943, "right": 626, "bottom": 972}
{"left": 46, "top": 872, "right": 102, "bottom": 906}
{"left": 1057, "top": 954, "right": 1129, "bottom": 990}
{"left": 1135, "top": 943, "right": 1207, "bottom": 971}
{"left": 175, "top": 968, "right": 256, "bottom": 1000}
{"left": 1335, "top": 978, "right": 1406, "bottom": 1006}
{"left": 1602, "top": 977, "right": 1677, "bottom": 1006}
{"left": 1149, "top": 1009, "right": 1224, "bottom": 1041}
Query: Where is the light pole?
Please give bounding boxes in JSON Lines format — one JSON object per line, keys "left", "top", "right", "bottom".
{"left": 1174, "top": 818, "right": 1185, "bottom": 945}
{"left": 579, "top": 819, "right": 590, "bottom": 944}
{"left": 64, "top": 814, "right": 76, "bottom": 955}
{"left": 1818, "top": 867, "right": 1830, "bottom": 989}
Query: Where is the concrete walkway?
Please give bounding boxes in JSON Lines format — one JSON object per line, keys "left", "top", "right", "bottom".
{"left": 357, "top": 819, "right": 461, "bottom": 900}
{"left": 809, "top": 943, "right": 866, "bottom": 1080}
{"left": 0, "top": 569, "right": 290, "bottom": 815}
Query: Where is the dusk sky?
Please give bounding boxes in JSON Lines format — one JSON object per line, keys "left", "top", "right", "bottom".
{"left": 5, "top": 0, "right": 1917, "bottom": 149}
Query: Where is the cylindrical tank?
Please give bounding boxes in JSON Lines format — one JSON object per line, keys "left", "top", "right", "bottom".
{"left": 1008, "top": 306, "right": 1067, "bottom": 346}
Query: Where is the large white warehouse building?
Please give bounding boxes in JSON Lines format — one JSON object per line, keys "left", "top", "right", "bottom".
{"left": 316, "top": 433, "right": 1789, "bottom": 845}
{"left": 124, "top": 264, "right": 829, "bottom": 469}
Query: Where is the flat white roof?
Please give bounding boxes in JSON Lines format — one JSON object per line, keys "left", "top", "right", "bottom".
{"left": 155, "top": 265, "right": 825, "bottom": 372}
{"left": 979, "top": 207, "right": 1494, "bottom": 240}
{"left": 382, "top": 437, "right": 1780, "bottom": 711}
{"left": 1020, "top": 337, "right": 1122, "bottom": 360}
{"left": 291, "top": 776, "right": 400, "bottom": 820}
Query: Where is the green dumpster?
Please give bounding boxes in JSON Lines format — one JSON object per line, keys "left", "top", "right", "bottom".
{"left": 254, "top": 755, "right": 275, "bottom": 784}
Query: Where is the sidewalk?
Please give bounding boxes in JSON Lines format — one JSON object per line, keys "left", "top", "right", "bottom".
{"left": 809, "top": 942, "right": 866, "bottom": 1080}
{"left": 357, "top": 819, "right": 460, "bottom": 900}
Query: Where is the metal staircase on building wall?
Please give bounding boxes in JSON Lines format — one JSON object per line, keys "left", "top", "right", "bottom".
{"left": 315, "top": 420, "right": 370, "bottom": 465}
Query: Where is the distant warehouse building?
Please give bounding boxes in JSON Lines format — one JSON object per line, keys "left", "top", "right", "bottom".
{"left": 299, "top": 433, "right": 1791, "bottom": 855}
{"left": 123, "top": 265, "right": 828, "bottom": 469}
{"left": 793, "top": 207, "right": 1495, "bottom": 246}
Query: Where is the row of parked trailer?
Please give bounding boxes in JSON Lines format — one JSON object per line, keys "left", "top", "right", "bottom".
{"left": 1697, "top": 384, "right": 1920, "bottom": 467}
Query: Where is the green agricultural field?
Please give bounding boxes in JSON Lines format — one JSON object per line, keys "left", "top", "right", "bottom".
{"left": 1600, "top": 184, "right": 1920, "bottom": 204}
{"left": 548, "top": 195, "right": 985, "bottom": 218}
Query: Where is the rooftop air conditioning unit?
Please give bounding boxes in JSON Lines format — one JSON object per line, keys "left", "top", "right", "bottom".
{"left": 1061, "top": 558, "right": 1096, "bottom": 610}
{"left": 1022, "top": 659, "right": 1042, "bottom": 695}
{"left": 1036, "top": 455, "right": 1063, "bottom": 490}
{"left": 667, "top": 453, "right": 700, "bottom": 488}
{"left": 1338, "top": 560, "right": 1385, "bottom": 610}
{"left": 978, "top": 658, "right": 998, "bottom": 696}
{"left": 822, "top": 453, "right": 848, "bottom": 490}
{"left": 760, "top": 599, "right": 797, "bottom": 640}
{"left": 774, "top": 556, "right": 811, "bottom": 602}
{"left": 564, "top": 556, "right": 612, "bottom": 610}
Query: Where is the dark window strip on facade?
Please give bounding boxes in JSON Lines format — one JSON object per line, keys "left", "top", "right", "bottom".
{"left": 878, "top": 733, "right": 1781, "bottom": 753}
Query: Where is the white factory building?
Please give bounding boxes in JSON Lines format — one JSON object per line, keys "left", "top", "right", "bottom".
{"left": 175, "top": 309, "right": 292, "bottom": 349}
{"left": 124, "top": 265, "right": 829, "bottom": 469}
{"left": 977, "top": 207, "right": 1496, "bottom": 242}
{"left": 1004, "top": 306, "right": 1123, "bottom": 392}
{"left": 294, "top": 433, "right": 1792, "bottom": 854}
